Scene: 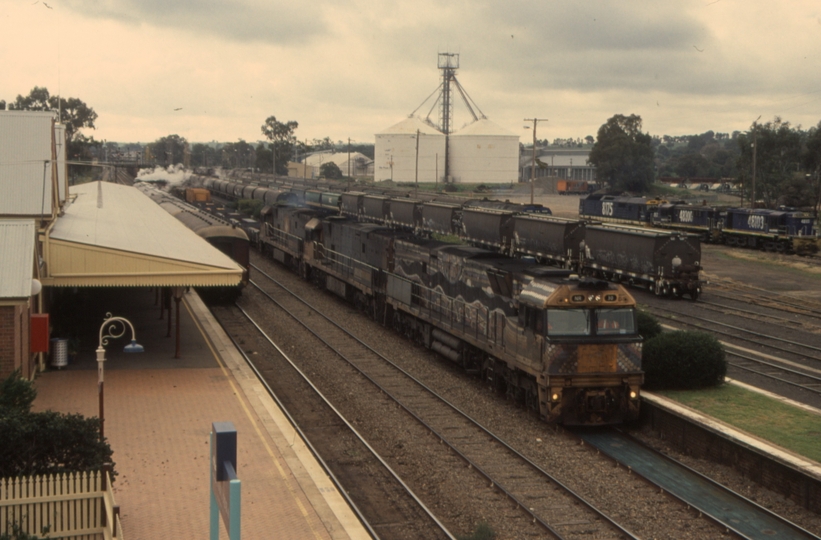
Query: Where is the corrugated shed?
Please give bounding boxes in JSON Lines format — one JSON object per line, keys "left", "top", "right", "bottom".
{"left": 0, "top": 111, "right": 56, "bottom": 217}
{"left": 0, "top": 219, "right": 36, "bottom": 299}
{"left": 44, "top": 182, "right": 243, "bottom": 287}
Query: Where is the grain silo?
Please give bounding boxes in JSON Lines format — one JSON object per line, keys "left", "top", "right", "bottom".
{"left": 374, "top": 116, "right": 445, "bottom": 183}
{"left": 449, "top": 118, "right": 519, "bottom": 184}
{"left": 374, "top": 53, "right": 519, "bottom": 185}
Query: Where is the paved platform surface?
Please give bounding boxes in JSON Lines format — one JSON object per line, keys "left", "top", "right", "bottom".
{"left": 33, "top": 287, "right": 370, "bottom": 540}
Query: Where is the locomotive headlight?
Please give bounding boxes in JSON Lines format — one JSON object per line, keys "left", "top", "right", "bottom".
{"left": 630, "top": 391, "right": 637, "bottom": 399}
{"left": 552, "top": 393, "right": 559, "bottom": 401}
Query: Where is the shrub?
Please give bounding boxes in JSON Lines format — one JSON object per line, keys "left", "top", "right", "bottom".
{"left": 0, "top": 372, "right": 115, "bottom": 479}
{"left": 636, "top": 309, "right": 662, "bottom": 341}
{"left": 0, "top": 370, "right": 36, "bottom": 415}
{"left": 0, "top": 411, "right": 115, "bottom": 479}
{"left": 237, "top": 198, "right": 263, "bottom": 218}
{"left": 642, "top": 331, "right": 726, "bottom": 390}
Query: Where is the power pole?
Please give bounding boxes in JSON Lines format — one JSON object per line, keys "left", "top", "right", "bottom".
{"left": 347, "top": 137, "right": 351, "bottom": 179}
{"left": 415, "top": 129, "right": 420, "bottom": 197}
{"left": 524, "top": 118, "right": 548, "bottom": 205}
{"left": 751, "top": 115, "right": 761, "bottom": 208}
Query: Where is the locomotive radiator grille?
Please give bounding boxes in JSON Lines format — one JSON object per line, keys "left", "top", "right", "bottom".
{"left": 577, "top": 344, "right": 617, "bottom": 373}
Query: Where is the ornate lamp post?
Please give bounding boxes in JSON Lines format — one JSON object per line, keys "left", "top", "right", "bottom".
{"left": 96, "top": 313, "right": 144, "bottom": 440}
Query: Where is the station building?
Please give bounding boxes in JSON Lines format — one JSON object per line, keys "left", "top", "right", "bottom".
{"left": 0, "top": 111, "right": 243, "bottom": 380}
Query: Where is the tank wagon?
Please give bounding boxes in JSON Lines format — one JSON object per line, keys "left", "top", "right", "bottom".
{"left": 580, "top": 193, "right": 818, "bottom": 255}
{"left": 260, "top": 203, "right": 643, "bottom": 425}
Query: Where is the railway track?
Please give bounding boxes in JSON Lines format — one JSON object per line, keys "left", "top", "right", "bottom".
{"left": 247, "top": 264, "right": 638, "bottom": 539}
{"left": 212, "top": 304, "right": 453, "bottom": 540}
{"left": 648, "top": 306, "right": 821, "bottom": 397}
{"left": 571, "top": 428, "right": 819, "bottom": 540}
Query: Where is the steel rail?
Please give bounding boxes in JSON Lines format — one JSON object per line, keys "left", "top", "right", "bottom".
{"left": 573, "top": 428, "right": 820, "bottom": 540}
{"left": 697, "top": 299, "right": 821, "bottom": 327}
{"left": 725, "top": 351, "right": 821, "bottom": 395}
{"left": 707, "top": 285, "right": 821, "bottom": 318}
{"left": 229, "top": 303, "right": 455, "bottom": 540}
{"left": 709, "top": 290, "right": 821, "bottom": 317}
{"left": 249, "top": 264, "right": 640, "bottom": 539}
{"left": 650, "top": 305, "right": 821, "bottom": 358}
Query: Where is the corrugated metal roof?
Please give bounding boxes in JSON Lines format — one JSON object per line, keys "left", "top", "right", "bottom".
{"left": 0, "top": 111, "right": 57, "bottom": 217}
{"left": 0, "top": 219, "right": 36, "bottom": 299}
{"left": 377, "top": 116, "right": 445, "bottom": 136}
{"left": 44, "top": 182, "right": 243, "bottom": 287}
{"left": 452, "top": 118, "right": 517, "bottom": 137}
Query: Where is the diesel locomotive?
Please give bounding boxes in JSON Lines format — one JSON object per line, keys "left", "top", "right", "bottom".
{"left": 259, "top": 203, "right": 643, "bottom": 425}
{"left": 580, "top": 193, "right": 818, "bottom": 255}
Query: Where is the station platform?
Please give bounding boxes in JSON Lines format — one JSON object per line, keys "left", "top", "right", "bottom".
{"left": 32, "top": 287, "right": 370, "bottom": 539}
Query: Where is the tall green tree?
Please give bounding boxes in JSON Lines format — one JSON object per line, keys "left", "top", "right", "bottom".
{"left": 261, "top": 116, "right": 299, "bottom": 174}
{"left": 190, "top": 143, "right": 220, "bottom": 168}
{"left": 149, "top": 134, "right": 188, "bottom": 166}
{"left": 8, "top": 86, "right": 97, "bottom": 141}
{"left": 736, "top": 117, "right": 803, "bottom": 207}
{"left": 588, "top": 114, "right": 655, "bottom": 192}
{"left": 220, "top": 139, "right": 255, "bottom": 169}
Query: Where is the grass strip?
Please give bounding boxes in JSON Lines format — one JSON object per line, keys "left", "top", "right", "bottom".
{"left": 658, "top": 384, "right": 821, "bottom": 463}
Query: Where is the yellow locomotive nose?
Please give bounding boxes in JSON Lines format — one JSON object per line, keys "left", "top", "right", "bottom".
{"left": 577, "top": 344, "right": 618, "bottom": 373}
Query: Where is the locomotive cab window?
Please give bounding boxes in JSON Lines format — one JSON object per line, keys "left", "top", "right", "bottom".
{"left": 546, "top": 309, "right": 590, "bottom": 336}
{"left": 595, "top": 308, "right": 636, "bottom": 335}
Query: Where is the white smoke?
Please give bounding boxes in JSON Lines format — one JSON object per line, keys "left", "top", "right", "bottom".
{"left": 136, "top": 164, "right": 192, "bottom": 187}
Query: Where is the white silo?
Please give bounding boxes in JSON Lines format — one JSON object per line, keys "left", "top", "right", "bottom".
{"left": 449, "top": 118, "right": 520, "bottom": 184}
{"left": 374, "top": 116, "right": 446, "bottom": 183}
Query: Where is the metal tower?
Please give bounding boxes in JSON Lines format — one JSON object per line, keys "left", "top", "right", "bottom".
{"left": 438, "top": 53, "right": 458, "bottom": 136}
{"left": 409, "top": 53, "right": 486, "bottom": 182}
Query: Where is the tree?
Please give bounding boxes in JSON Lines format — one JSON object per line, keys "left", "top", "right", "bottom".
{"left": 254, "top": 142, "right": 272, "bottom": 172}
{"left": 8, "top": 87, "right": 97, "bottom": 142}
{"left": 673, "top": 153, "right": 711, "bottom": 178}
{"left": 220, "top": 139, "right": 255, "bottom": 169}
{"left": 261, "top": 116, "right": 299, "bottom": 174}
{"left": 148, "top": 134, "right": 188, "bottom": 166}
{"left": 320, "top": 161, "right": 343, "bottom": 179}
{"left": 736, "top": 117, "right": 804, "bottom": 206}
{"left": 190, "top": 143, "right": 220, "bottom": 168}
{"left": 803, "top": 121, "right": 821, "bottom": 214}
{"left": 588, "top": 114, "right": 655, "bottom": 192}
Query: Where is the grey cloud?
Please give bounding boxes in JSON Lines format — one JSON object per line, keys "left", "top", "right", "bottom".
{"left": 60, "top": 0, "right": 326, "bottom": 43}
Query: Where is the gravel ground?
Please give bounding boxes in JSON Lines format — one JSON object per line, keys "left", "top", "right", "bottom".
{"left": 248, "top": 254, "right": 743, "bottom": 539}
{"left": 238, "top": 189, "right": 821, "bottom": 537}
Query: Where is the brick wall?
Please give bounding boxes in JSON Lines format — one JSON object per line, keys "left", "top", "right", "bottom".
{"left": 0, "top": 303, "right": 32, "bottom": 379}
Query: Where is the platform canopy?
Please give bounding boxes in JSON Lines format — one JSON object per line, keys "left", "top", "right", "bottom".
{"left": 42, "top": 182, "right": 244, "bottom": 287}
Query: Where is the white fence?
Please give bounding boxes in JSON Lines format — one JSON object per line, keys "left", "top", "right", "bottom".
{"left": 0, "top": 466, "right": 122, "bottom": 540}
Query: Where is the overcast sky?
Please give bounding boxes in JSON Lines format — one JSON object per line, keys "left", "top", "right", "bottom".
{"left": 2, "top": 0, "right": 821, "bottom": 145}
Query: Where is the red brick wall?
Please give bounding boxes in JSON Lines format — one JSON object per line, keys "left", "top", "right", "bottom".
{"left": 0, "top": 306, "right": 16, "bottom": 378}
{"left": 0, "top": 303, "right": 32, "bottom": 380}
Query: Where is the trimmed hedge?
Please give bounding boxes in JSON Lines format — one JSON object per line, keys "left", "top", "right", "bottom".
{"left": 637, "top": 309, "right": 662, "bottom": 341}
{"left": 642, "top": 330, "right": 726, "bottom": 390}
